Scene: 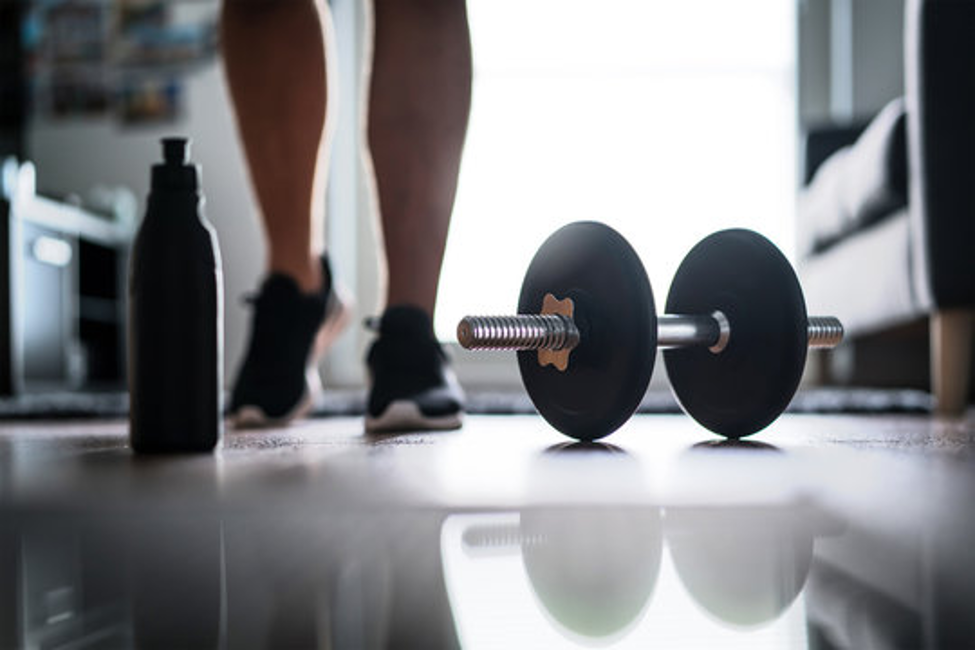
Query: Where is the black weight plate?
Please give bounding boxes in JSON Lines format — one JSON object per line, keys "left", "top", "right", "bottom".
{"left": 518, "top": 221, "right": 656, "bottom": 441}
{"left": 663, "top": 229, "right": 807, "bottom": 438}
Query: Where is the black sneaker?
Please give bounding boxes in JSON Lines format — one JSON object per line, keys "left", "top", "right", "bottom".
{"left": 365, "top": 305, "right": 465, "bottom": 433}
{"left": 230, "top": 255, "right": 352, "bottom": 427}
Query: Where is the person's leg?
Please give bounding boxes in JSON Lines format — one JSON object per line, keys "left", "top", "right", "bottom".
{"left": 222, "top": 0, "right": 335, "bottom": 293}
{"left": 363, "top": 0, "right": 472, "bottom": 433}
{"left": 223, "top": 0, "right": 350, "bottom": 426}
{"left": 368, "top": 0, "right": 473, "bottom": 318}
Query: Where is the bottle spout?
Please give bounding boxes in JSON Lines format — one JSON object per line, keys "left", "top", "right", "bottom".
{"left": 152, "top": 137, "right": 199, "bottom": 191}
{"left": 162, "top": 137, "right": 190, "bottom": 166}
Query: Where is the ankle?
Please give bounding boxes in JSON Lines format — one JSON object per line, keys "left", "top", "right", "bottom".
{"left": 270, "top": 256, "right": 323, "bottom": 294}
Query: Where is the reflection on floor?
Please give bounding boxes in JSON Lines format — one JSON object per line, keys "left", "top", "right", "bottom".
{"left": 0, "top": 413, "right": 973, "bottom": 649}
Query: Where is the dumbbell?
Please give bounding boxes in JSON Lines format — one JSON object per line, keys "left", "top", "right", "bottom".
{"left": 457, "top": 221, "right": 843, "bottom": 441}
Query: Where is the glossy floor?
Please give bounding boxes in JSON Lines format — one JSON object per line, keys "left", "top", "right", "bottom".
{"left": 1, "top": 413, "right": 973, "bottom": 649}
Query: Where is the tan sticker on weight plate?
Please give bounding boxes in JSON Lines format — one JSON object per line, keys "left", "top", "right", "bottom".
{"left": 537, "top": 293, "right": 575, "bottom": 372}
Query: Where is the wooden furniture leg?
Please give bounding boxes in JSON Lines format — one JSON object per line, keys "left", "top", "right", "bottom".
{"left": 930, "top": 309, "right": 975, "bottom": 414}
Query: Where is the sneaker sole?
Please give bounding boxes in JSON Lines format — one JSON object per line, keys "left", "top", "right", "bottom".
{"left": 231, "top": 284, "right": 355, "bottom": 429}
{"left": 365, "top": 400, "right": 463, "bottom": 434}
{"left": 233, "top": 388, "right": 314, "bottom": 429}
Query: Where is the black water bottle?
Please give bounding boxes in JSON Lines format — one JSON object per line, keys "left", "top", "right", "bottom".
{"left": 129, "top": 137, "right": 223, "bottom": 453}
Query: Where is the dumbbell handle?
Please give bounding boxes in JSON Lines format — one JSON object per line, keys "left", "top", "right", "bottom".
{"left": 457, "top": 312, "right": 843, "bottom": 353}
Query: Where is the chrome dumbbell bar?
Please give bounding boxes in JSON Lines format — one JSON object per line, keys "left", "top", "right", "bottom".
{"left": 457, "top": 311, "right": 843, "bottom": 356}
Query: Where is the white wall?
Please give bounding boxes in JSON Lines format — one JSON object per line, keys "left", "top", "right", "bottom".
{"left": 797, "top": 0, "right": 904, "bottom": 125}
{"left": 850, "top": 0, "right": 904, "bottom": 117}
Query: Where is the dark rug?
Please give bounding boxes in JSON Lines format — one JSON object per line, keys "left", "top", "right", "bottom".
{"left": 0, "top": 387, "right": 935, "bottom": 420}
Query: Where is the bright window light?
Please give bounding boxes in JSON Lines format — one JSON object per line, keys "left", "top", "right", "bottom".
{"left": 436, "top": 0, "right": 797, "bottom": 340}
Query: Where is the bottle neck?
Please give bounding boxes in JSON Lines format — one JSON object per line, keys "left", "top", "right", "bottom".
{"left": 146, "top": 190, "right": 203, "bottom": 217}
{"left": 151, "top": 163, "right": 199, "bottom": 192}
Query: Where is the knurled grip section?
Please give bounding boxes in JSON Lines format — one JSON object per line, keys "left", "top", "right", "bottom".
{"left": 807, "top": 316, "right": 844, "bottom": 348}
{"left": 457, "top": 314, "right": 579, "bottom": 351}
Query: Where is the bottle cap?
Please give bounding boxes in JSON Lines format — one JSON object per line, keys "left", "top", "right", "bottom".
{"left": 162, "top": 137, "right": 190, "bottom": 166}
{"left": 151, "top": 136, "right": 199, "bottom": 192}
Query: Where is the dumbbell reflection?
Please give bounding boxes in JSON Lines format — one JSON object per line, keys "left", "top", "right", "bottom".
{"left": 521, "top": 506, "right": 663, "bottom": 639}
{"left": 667, "top": 506, "right": 816, "bottom": 627}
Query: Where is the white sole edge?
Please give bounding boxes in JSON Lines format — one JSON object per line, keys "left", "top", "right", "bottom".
{"left": 365, "top": 400, "right": 463, "bottom": 434}
{"left": 232, "top": 386, "right": 315, "bottom": 429}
